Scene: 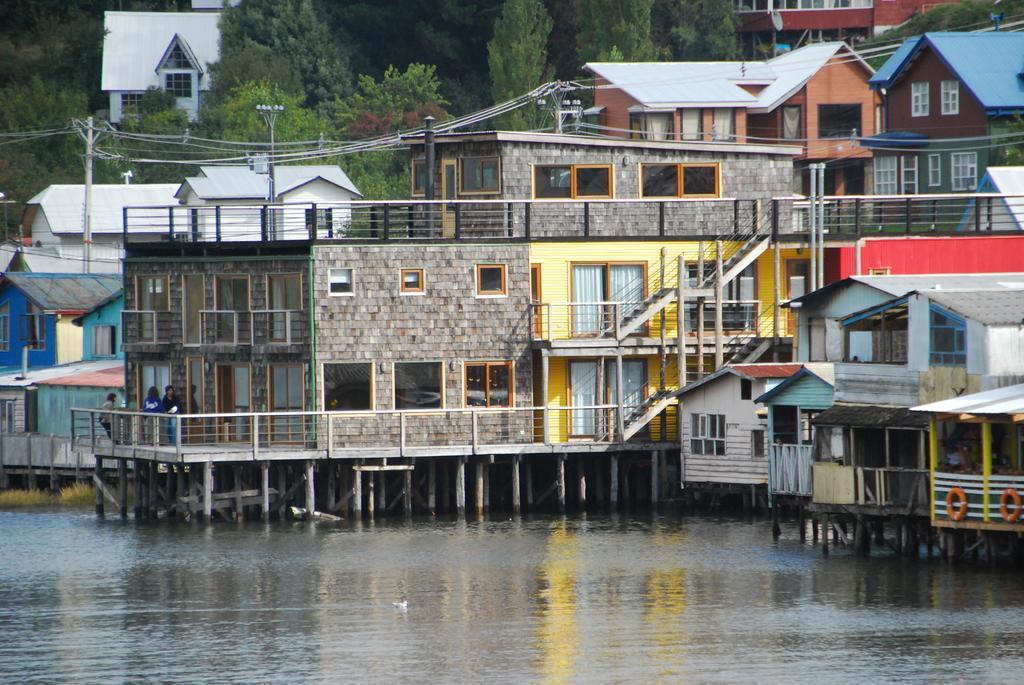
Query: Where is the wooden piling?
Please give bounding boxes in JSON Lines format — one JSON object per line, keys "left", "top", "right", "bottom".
{"left": 455, "top": 458, "right": 466, "bottom": 519}
{"left": 175, "top": 465, "right": 186, "bottom": 520}
{"left": 577, "top": 457, "right": 586, "bottom": 511}
{"left": 376, "top": 472, "right": 386, "bottom": 514}
{"left": 821, "top": 514, "right": 830, "bottom": 556}
{"left": 650, "top": 451, "right": 659, "bottom": 507}
{"left": 261, "top": 461, "right": 270, "bottom": 521}
{"left": 483, "top": 461, "right": 490, "bottom": 513}
{"left": 798, "top": 504, "right": 806, "bottom": 541}
{"left": 428, "top": 460, "right": 437, "bottom": 513}
{"left": 512, "top": 456, "right": 521, "bottom": 516}
{"left": 556, "top": 455, "right": 566, "bottom": 514}
{"left": 326, "top": 463, "right": 337, "bottom": 514}
{"left": 118, "top": 458, "right": 128, "bottom": 519}
{"left": 233, "top": 464, "right": 243, "bottom": 522}
{"left": 593, "top": 457, "right": 605, "bottom": 507}
{"left": 147, "top": 461, "right": 157, "bottom": 519}
{"left": 94, "top": 455, "right": 104, "bottom": 516}
{"left": 353, "top": 467, "right": 362, "bottom": 518}
{"left": 202, "top": 461, "right": 213, "bottom": 522}
{"left": 133, "top": 458, "right": 143, "bottom": 519}
{"left": 439, "top": 460, "right": 449, "bottom": 513}
{"left": 403, "top": 470, "right": 412, "bottom": 518}
{"left": 524, "top": 460, "right": 533, "bottom": 509}
{"left": 771, "top": 503, "right": 781, "bottom": 539}
{"left": 610, "top": 455, "right": 619, "bottom": 509}
{"left": 475, "top": 461, "right": 484, "bottom": 518}
{"left": 368, "top": 474, "right": 376, "bottom": 520}
{"left": 305, "top": 461, "right": 315, "bottom": 514}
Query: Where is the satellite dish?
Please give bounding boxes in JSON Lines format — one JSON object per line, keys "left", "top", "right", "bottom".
{"left": 771, "top": 10, "right": 784, "bottom": 32}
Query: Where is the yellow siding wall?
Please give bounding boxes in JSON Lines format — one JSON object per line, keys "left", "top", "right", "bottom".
{"left": 56, "top": 315, "right": 83, "bottom": 365}
{"left": 756, "top": 248, "right": 808, "bottom": 338}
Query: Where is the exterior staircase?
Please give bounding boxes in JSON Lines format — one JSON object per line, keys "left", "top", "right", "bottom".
{"left": 621, "top": 388, "right": 678, "bottom": 441}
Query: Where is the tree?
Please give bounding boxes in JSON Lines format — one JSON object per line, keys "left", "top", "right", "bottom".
{"left": 104, "top": 88, "right": 192, "bottom": 184}
{"left": 652, "top": 0, "right": 738, "bottom": 61}
{"left": 577, "top": 0, "right": 657, "bottom": 64}
{"left": 488, "top": 0, "right": 553, "bottom": 130}
{"left": 208, "top": 44, "right": 303, "bottom": 105}
{"left": 200, "top": 82, "right": 323, "bottom": 144}
{"left": 219, "top": 0, "right": 350, "bottom": 107}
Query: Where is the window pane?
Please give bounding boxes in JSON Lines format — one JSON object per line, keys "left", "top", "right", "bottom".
{"left": 818, "top": 104, "right": 861, "bottom": 138}
{"left": 488, "top": 363, "right": 510, "bottom": 407}
{"left": 575, "top": 167, "right": 611, "bottom": 197}
{"left": 412, "top": 161, "right": 426, "bottom": 194}
{"left": 641, "top": 164, "right": 679, "bottom": 197}
{"left": 329, "top": 268, "right": 353, "bottom": 295}
{"left": 323, "top": 363, "right": 372, "bottom": 410}
{"left": 478, "top": 265, "right": 505, "bottom": 294}
{"left": 402, "top": 270, "right": 422, "bottom": 291}
{"left": 461, "top": 158, "right": 499, "bottom": 192}
{"left": 535, "top": 166, "right": 571, "bottom": 198}
{"left": 395, "top": 362, "right": 442, "bottom": 409}
{"left": 183, "top": 274, "right": 203, "bottom": 345}
{"left": 466, "top": 364, "right": 487, "bottom": 406}
{"left": 683, "top": 166, "right": 717, "bottom": 196}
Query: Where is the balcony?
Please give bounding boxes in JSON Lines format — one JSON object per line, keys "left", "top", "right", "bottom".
{"left": 122, "top": 310, "right": 174, "bottom": 347}
{"left": 812, "top": 462, "right": 929, "bottom": 514}
{"left": 200, "top": 310, "right": 253, "bottom": 346}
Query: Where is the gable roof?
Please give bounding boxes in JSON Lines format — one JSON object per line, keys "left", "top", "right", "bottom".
{"left": 788, "top": 272, "right": 1024, "bottom": 309}
{"left": 101, "top": 11, "right": 221, "bottom": 92}
{"left": 72, "top": 292, "right": 124, "bottom": 326}
{"left": 0, "top": 274, "right": 122, "bottom": 313}
{"left": 177, "top": 165, "right": 362, "bottom": 201}
{"left": 156, "top": 34, "right": 203, "bottom": 74}
{"left": 24, "top": 184, "right": 180, "bottom": 235}
{"left": 977, "top": 166, "right": 1024, "bottom": 230}
{"left": 586, "top": 42, "right": 869, "bottom": 113}
{"left": 924, "top": 289, "right": 1024, "bottom": 326}
{"left": 675, "top": 362, "right": 803, "bottom": 397}
{"left": 754, "top": 364, "right": 835, "bottom": 405}
{"left": 869, "top": 33, "right": 1024, "bottom": 113}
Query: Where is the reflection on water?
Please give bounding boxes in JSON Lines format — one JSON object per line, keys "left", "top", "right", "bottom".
{"left": 3, "top": 510, "right": 1024, "bottom": 683}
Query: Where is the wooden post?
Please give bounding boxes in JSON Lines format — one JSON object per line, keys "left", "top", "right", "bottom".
{"left": 541, "top": 353, "right": 550, "bottom": 444}
{"left": 798, "top": 504, "right": 806, "bottom": 541}
{"left": 261, "top": 461, "right": 270, "bottom": 521}
{"left": 277, "top": 465, "right": 288, "bottom": 511}
{"left": 821, "top": 514, "right": 830, "bottom": 556}
{"left": 326, "top": 463, "right": 336, "bottom": 514}
{"left": 440, "top": 460, "right": 449, "bottom": 513}
{"left": 512, "top": 456, "right": 521, "bottom": 515}
{"left": 525, "top": 460, "right": 533, "bottom": 509}
{"left": 594, "top": 457, "right": 605, "bottom": 506}
{"left": 771, "top": 501, "right": 781, "bottom": 538}
{"left": 650, "top": 450, "right": 659, "bottom": 506}
{"left": 403, "top": 469, "right": 412, "bottom": 518}
{"left": 376, "top": 471, "right": 386, "bottom": 514}
{"left": 118, "top": 458, "right": 128, "bottom": 518}
{"left": 557, "top": 455, "right": 566, "bottom": 513}
{"left": 610, "top": 455, "right": 619, "bottom": 509}
{"left": 456, "top": 458, "right": 466, "bottom": 519}
{"left": 94, "top": 455, "right": 104, "bottom": 516}
{"left": 428, "top": 460, "right": 437, "bottom": 513}
{"left": 714, "top": 240, "right": 724, "bottom": 370}
{"left": 202, "top": 461, "right": 213, "bottom": 522}
{"left": 677, "top": 253, "right": 687, "bottom": 389}
{"left": 233, "top": 464, "right": 243, "bottom": 522}
{"left": 147, "top": 461, "right": 158, "bottom": 519}
{"left": 368, "top": 474, "right": 375, "bottom": 520}
{"left": 577, "top": 457, "right": 587, "bottom": 511}
{"left": 353, "top": 467, "right": 362, "bottom": 518}
{"left": 175, "top": 465, "right": 186, "bottom": 520}
{"left": 615, "top": 353, "right": 625, "bottom": 441}
{"left": 475, "top": 461, "right": 484, "bottom": 517}
{"left": 696, "top": 298, "right": 705, "bottom": 378}
{"left": 483, "top": 461, "right": 490, "bottom": 513}
{"left": 305, "top": 460, "right": 315, "bottom": 514}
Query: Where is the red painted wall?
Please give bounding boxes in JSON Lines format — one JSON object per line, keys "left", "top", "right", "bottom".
{"left": 830, "top": 235, "right": 1024, "bottom": 281}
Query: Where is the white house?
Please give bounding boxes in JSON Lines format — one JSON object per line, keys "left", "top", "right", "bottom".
{"left": 18, "top": 184, "right": 180, "bottom": 273}
{"left": 101, "top": 11, "right": 221, "bottom": 124}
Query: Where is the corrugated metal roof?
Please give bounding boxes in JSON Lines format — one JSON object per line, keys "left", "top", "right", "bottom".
{"left": 2, "top": 274, "right": 122, "bottom": 312}
{"left": 978, "top": 166, "right": 1024, "bottom": 229}
{"left": 729, "top": 363, "right": 804, "bottom": 378}
{"left": 101, "top": 11, "right": 220, "bottom": 92}
{"left": 0, "top": 360, "right": 122, "bottom": 389}
{"left": 869, "top": 33, "right": 1024, "bottom": 111}
{"left": 754, "top": 363, "right": 835, "bottom": 404}
{"left": 25, "top": 184, "right": 179, "bottom": 235}
{"left": 913, "top": 382, "right": 1024, "bottom": 415}
{"left": 751, "top": 43, "right": 870, "bottom": 113}
{"left": 178, "top": 165, "right": 361, "bottom": 200}
{"left": 35, "top": 365, "right": 125, "bottom": 389}
{"left": 852, "top": 273, "right": 1024, "bottom": 296}
{"left": 814, "top": 404, "right": 929, "bottom": 428}
{"left": 925, "top": 289, "right": 1024, "bottom": 326}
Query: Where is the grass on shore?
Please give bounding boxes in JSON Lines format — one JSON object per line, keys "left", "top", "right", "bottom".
{"left": 0, "top": 483, "right": 96, "bottom": 508}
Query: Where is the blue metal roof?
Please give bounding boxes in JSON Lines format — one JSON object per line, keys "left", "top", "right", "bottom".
{"left": 869, "top": 33, "right": 1024, "bottom": 113}
{"left": 1, "top": 273, "right": 122, "bottom": 312}
{"left": 859, "top": 131, "right": 930, "bottom": 149}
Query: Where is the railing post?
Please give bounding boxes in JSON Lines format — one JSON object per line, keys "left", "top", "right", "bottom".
{"left": 454, "top": 203, "right": 461, "bottom": 240}
{"left": 168, "top": 206, "right": 174, "bottom": 240}
{"left": 905, "top": 197, "right": 911, "bottom": 234}
{"left": 524, "top": 202, "right": 531, "bottom": 240}
{"left": 215, "top": 205, "right": 222, "bottom": 242}
{"left": 400, "top": 412, "right": 406, "bottom": 457}
{"left": 261, "top": 205, "right": 269, "bottom": 241}
{"left": 546, "top": 303, "right": 552, "bottom": 341}
{"left": 733, "top": 198, "right": 740, "bottom": 233}
{"left": 383, "top": 204, "right": 390, "bottom": 240}
{"left": 613, "top": 303, "right": 621, "bottom": 340}
{"left": 854, "top": 197, "right": 861, "bottom": 236}
{"left": 506, "top": 202, "right": 513, "bottom": 238}
{"left": 583, "top": 202, "right": 590, "bottom": 238}
{"left": 975, "top": 196, "right": 981, "bottom": 232}
{"left": 122, "top": 207, "right": 129, "bottom": 245}
{"left": 175, "top": 414, "right": 182, "bottom": 461}
{"left": 252, "top": 414, "right": 259, "bottom": 460}
{"left": 472, "top": 411, "right": 479, "bottom": 455}
{"left": 327, "top": 413, "right": 333, "bottom": 459}
{"left": 659, "top": 201, "right": 665, "bottom": 237}
{"left": 309, "top": 202, "right": 318, "bottom": 240}
{"left": 89, "top": 408, "right": 96, "bottom": 451}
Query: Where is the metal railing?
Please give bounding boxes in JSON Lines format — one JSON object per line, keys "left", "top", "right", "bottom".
{"left": 122, "top": 198, "right": 761, "bottom": 243}
{"left": 739, "top": 0, "right": 871, "bottom": 10}
{"left": 122, "top": 310, "right": 173, "bottom": 345}
{"left": 253, "top": 309, "right": 305, "bottom": 346}
{"left": 70, "top": 404, "right": 678, "bottom": 460}
{"left": 200, "top": 310, "right": 254, "bottom": 346}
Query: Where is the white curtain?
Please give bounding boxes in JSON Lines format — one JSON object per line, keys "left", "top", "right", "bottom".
{"left": 647, "top": 114, "right": 672, "bottom": 140}
{"left": 783, "top": 106, "right": 801, "bottom": 140}
{"left": 570, "top": 362, "right": 598, "bottom": 436}
{"left": 609, "top": 264, "right": 644, "bottom": 326}
{"left": 713, "top": 109, "right": 734, "bottom": 141}
{"left": 681, "top": 109, "right": 701, "bottom": 140}
{"left": 572, "top": 265, "right": 604, "bottom": 334}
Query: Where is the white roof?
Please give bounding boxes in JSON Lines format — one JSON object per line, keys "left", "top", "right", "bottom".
{"left": 177, "top": 165, "right": 362, "bottom": 201}
{"left": 0, "top": 360, "right": 123, "bottom": 389}
{"left": 851, "top": 272, "right": 1024, "bottom": 296}
{"left": 101, "top": 11, "right": 221, "bottom": 92}
{"left": 913, "top": 383, "right": 1024, "bottom": 416}
{"left": 587, "top": 42, "right": 871, "bottom": 113}
{"left": 25, "top": 184, "right": 180, "bottom": 235}
{"left": 980, "top": 166, "right": 1024, "bottom": 229}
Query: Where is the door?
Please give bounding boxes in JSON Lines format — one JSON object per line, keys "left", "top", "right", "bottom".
{"left": 606, "top": 359, "right": 647, "bottom": 439}
{"left": 215, "top": 364, "right": 251, "bottom": 443}
{"left": 785, "top": 260, "right": 809, "bottom": 336}
{"left": 185, "top": 357, "right": 203, "bottom": 442}
{"left": 269, "top": 364, "right": 303, "bottom": 444}
{"left": 268, "top": 274, "right": 301, "bottom": 343}
{"left": 569, "top": 361, "right": 598, "bottom": 437}
{"left": 441, "top": 159, "right": 457, "bottom": 237}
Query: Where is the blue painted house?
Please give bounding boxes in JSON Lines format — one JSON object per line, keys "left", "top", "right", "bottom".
{"left": 0, "top": 274, "right": 122, "bottom": 369}
{"left": 73, "top": 292, "right": 124, "bottom": 360}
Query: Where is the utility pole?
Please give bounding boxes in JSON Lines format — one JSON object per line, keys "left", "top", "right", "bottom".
{"left": 256, "top": 104, "right": 285, "bottom": 202}
{"left": 79, "top": 117, "right": 96, "bottom": 274}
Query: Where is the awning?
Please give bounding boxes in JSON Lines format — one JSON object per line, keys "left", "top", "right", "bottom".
{"left": 582, "top": 106, "right": 605, "bottom": 116}
{"left": 814, "top": 404, "right": 929, "bottom": 429}
{"left": 913, "top": 382, "right": 1024, "bottom": 416}
{"left": 859, "top": 132, "right": 930, "bottom": 150}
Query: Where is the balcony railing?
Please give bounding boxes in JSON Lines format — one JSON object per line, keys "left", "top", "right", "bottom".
{"left": 813, "top": 462, "right": 929, "bottom": 510}
{"left": 252, "top": 309, "right": 306, "bottom": 346}
{"left": 933, "top": 472, "right": 1024, "bottom": 526}
{"left": 122, "top": 310, "right": 174, "bottom": 345}
{"left": 200, "top": 310, "right": 253, "bottom": 346}
{"left": 769, "top": 443, "right": 813, "bottom": 496}
{"left": 738, "top": 0, "right": 872, "bottom": 11}
{"left": 122, "top": 198, "right": 766, "bottom": 244}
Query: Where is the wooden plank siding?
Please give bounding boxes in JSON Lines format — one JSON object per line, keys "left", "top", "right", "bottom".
{"left": 833, "top": 363, "right": 918, "bottom": 406}
{"left": 766, "top": 373, "right": 834, "bottom": 410}
{"left": 55, "top": 315, "right": 84, "bottom": 366}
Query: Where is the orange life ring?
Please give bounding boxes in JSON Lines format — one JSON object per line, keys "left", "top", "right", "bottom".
{"left": 946, "top": 487, "right": 968, "bottom": 521}
{"left": 1000, "top": 488, "right": 1023, "bottom": 523}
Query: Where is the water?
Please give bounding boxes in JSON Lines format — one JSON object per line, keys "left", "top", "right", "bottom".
{"left": 2, "top": 510, "right": 1023, "bottom": 684}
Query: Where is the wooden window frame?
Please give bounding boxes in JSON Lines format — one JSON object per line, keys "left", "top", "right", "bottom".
{"left": 531, "top": 164, "right": 614, "bottom": 200}
{"left": 182, "top": 273, "right": 204, "bottom": 348}
{"left": 213, "top": 274, "right": 251, "bottom": 312}
{"left": 400, "top": 268, "right": 425, "bottom": 295}
{"left": 392, "top": 360, "right": 445, "bottom": 411}
{"left": 566, "top": 358, "right": 648, "bottom": 439}
{"left": 328, "top": 267, "right": 354, "bottom": 297}
{"left": 268, "top": 363, "right": 306, "bottom": 444}
{"left": 322, "top": 361, "right": 375, "bottom": 412}
{"left": 458, "top": 156, "right": 501, "bottom": 195}
{"left": 569, "top": 261, "right": 649, "bottom": 337}
{"left": 136, "top": 275, "right": 170, "bottom": 310}
{"left": 213, "top": 362, "right": 252, "bottom": 443}
{"left": 137, "top": 363, "right": 170, "bottom": 410}
{"left": 637, "top": 162, "right": 721, "bottom": 198}
{"left": 411, "top": 158, "right": 426, "bottom": 197}
{"left": 267, "top": 273, "right": 304, "bottom": 310}
{"left": 463, "top": 360, "right": 515, "bottom": 408}
{"left": 475, "top": 263, "right": 507, "bottom": 297}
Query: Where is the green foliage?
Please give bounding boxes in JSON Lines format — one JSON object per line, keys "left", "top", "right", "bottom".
{"left": 577, "top": 0, "right": 657, "bottom": 63}
{"left": 201, "top": 82, "right": 323, "bottom": 144}
{"left": 340, "top": 150, "right": 410, "bottom": 200}
{"left": 328, "top": 64, "right": 449, "bottom": 136}
{"left": 652, "top": 0, "right": 739, "bottom": 60}
{"left": 208, "top": 45, "right": 303, "bottom": 104}
{"left": 219, "top": 0, "right": 351, "bottom": 107}
{"left": 106, "top": 88, "right": 192, "bottom": 184}
{"left": 488, "top": 0, "right": 554, "bottom": 130}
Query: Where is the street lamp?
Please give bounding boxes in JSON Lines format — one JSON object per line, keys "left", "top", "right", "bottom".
{"left": 255, "top": 104, "right": 285, "bottom": 202}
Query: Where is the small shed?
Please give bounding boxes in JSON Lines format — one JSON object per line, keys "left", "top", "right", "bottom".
{"left": 34, "top": 364, "right": 125, "bottom": 437}
{"left": 73, "top": 292, "right": 124, "bottom": 361}
{"left": 0, "top": 360, "right": 123, "bottom": 434}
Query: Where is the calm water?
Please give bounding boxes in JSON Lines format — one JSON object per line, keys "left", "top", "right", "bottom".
{"left": 1, "top": 510, "right": 1022, "bottom": 684}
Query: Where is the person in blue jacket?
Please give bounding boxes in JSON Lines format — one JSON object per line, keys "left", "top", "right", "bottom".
{"left": 143, "top": 386, "right": 162, "bottom": 443}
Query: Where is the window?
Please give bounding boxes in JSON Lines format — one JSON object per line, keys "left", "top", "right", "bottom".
{"left": 689, "top": 413, "right": 725, "bottom": 455}
{"left": 571, "top": 263, "right": 645, "bottom": 335}
{"left": 165, "top": 72, "right": 192, "bottom": 98}
{"left": 740, "top": 378, "right": 752, "bottom": 400}
{"left": 329, "top": 268, "right": 353, "bottom": 296}
{"left": 911, "top": 82, "right": 929, "bottom": 117}
{"left": 0, "top": 303, "right": 8, "bottom": 352}
{"left": 941, "top": 80, "right": 959, "bottom": 115}
{"left": 400, "top": 268, "right": 424, "bottom": 294}
{"left": 465, "top": 361, "right": 512, "bottom": 407}
{"left": 901, "top": 155, "right": 918, "bottom": 195}
{"left": 139, "top": 364, "right": 170, "bottom": 406}
{"left": 269, "top": 364, "right": 304, "bottom": 443}
{"left": 533, "top": 164, "right": 613, "bottom": 199}
{"left": 476, "top": 264, "right": 507, "bottom": 296}
{"left": 930, "top": 304, "right": 966, "bottom": 366}
{"left": 162, "top": 43, "right": 192, "bottom": 70}
{"left": 874, "top": 156, "right": 897, "bottom": 195}
{"left": 629, "top": 113, "right": 674, "bottom": 141}
{"left": 640, "top": 163, "right": 720, "bottom": 198}
{"left": 183, "top": 274, "right": 204, "bottom": 346}
{"left": 215, "top": 364, "right": 251, "bottom": 442}
{"left": 459, "top": 157, "right": 500, "bottom": 193}
{"left": 928, "top": 154, "right": 942, "bottom": 187}
{"left": 680, "top": 109, "right": 703, "bottom": 141}
{"left": 268, "top": 274, "right": 302, "bottom": 343}
{"left": 214, "top": 275, "right": 249, "bottom": 344}
{"left": 0, "top": 399, "right": 14, "bottom": 433}
{"left": 92, "top": 325, "right": 116, "bottom": 357}
{"left": 323, "top": 362, "right": 372, "bottom": 411}
{"left": 712, "top": 108, "right": 734, "bottom": 141}
{"left": 394, "top": 362, "right": 443, "bottom": 409}
{"left": 120, "top": 93, "right": 142, "bottom": 113}
{"left": 868, "top": 267, "right": 892, "bottom": 276}
{"left": 751, "top": 429, "right": 765, "bottom": 460}
{"left": 782, "top": 105, "right": 801, "bottom": 140}
{"left": 411, "top": 159, "right": 427, "bottom": 196}
{"left": 818, "top": 104, "right": 861, "bottom": 138}
{"left": 951, "top": 152, "right": 977, "bottom": 191}
{"left": 23, "top": 302, "right": 45, "bottom": 351}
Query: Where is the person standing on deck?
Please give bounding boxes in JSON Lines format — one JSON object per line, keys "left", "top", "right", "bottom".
{"left": 100, "top": 392, "right": 117, "bottom": 439}
{"left": 162, "top": 385, "right": 182, "bottom": 446}
{"left": 143, "top": 386, "right": 162, "bottom": 443}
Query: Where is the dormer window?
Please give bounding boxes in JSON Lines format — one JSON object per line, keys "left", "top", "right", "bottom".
{"left": 162, "top": 43, "right": 192, "bottom": 70}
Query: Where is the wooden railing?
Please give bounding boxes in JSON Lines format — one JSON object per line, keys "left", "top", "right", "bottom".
{"left": 933, "top": 472, "right": 1024, "bottom": 526}
{"left": 813, "top": 463, "right": 929, "bottom": 510}
{"left": 769, "top": 443, "right": 812, "bottom": 496}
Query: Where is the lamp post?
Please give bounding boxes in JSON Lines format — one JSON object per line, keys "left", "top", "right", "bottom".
{"left": 255, "top": 104, "right": 285, "bottom": 202}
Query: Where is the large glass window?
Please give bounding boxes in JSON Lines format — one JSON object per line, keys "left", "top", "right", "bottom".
{"left": 818, "top": 104, "right": 861, "bottom": 138}
{"left": 214, "top": 275, "right": 249, "bottom": 344}
{"left": 183, "top": 274, "right": 203, "bottom": 346}
{"left": 951, "top": 152, "right": 977, "bottom": 191}
{"left": 411, "top": 159, "right": 426, "bottom": 196}
{"left": 930, "top": 305, "right": 966, "bottom": 366}
{"left": 394, "top": 362, "right": 443, "bottom": 409}
{"left": 139, "top": 364, "right": 170, "bottom": 406}
{"left": 928, "top": 154, "right": 942, "bottom": 187}
{"left": 680, "top": 109, "right": 702, "bottom": 140}
{"left": 629, "top": 113, "right": 674, "bottom": 141}
{"left": 268, "top": 273, "right": 302, "bottom": 343}
{"left": 911, "top": 82, "right": 929, "bottom": 117}
{"left": 92, "top": 325, "right": 116, "bottom": 357}
{"left": 901, "top": 155, "right": 918, "bottom": 195}
{"left": 690, "top": 413, "right": 725, "bottom": 455}
{"left": 269, "top": 364, "right": 304, "bottom": 443}
{"left": 640, "top": 163, "right": 720, "bottom": 198}
{"left": 712, "top": 108, "right": 734, "bottom": 141}
{"left": 465, "top": 361, "right": 512, "bottom": 407}
{"left": 165, "top": 72, "right": 192, "bottom": 98}
{"left": 323, "top": 362, "right": 372, "bottom": 411}
{"left": 782, "top": 105, "right": 801, "bottom": 140}
{"left": 459, "top": 157, "right": 500, "bottom": 193}
{"left": 533, "top": 165, "right": 613, "bottom": 199}
{"left": 574, "top": 166, "right": 613, "bottom": 197}
{"left": 874, "top": 156, "right": 897, "bottom": 195}
{"left": 571, "top": 263, "right": 645, "bottom": 335}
